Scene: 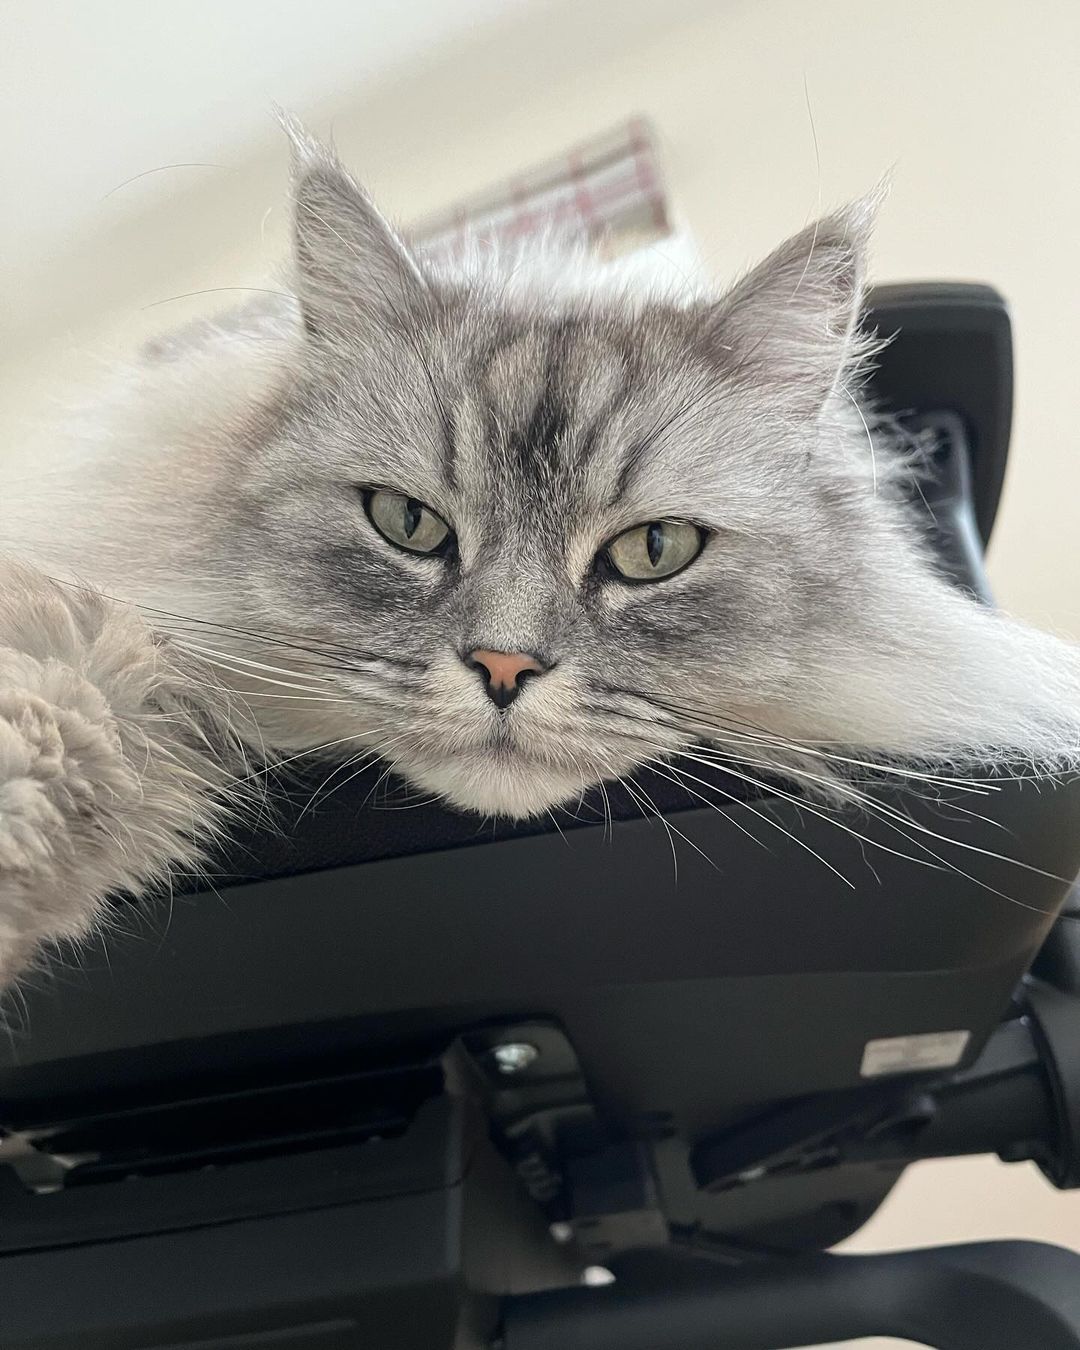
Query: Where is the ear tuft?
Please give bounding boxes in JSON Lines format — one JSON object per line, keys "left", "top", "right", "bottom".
{"left": 274, "top": 105, "right": 327, "bottom": 170}
{"left": 705, "top": 183, "right": 887, "bottom": 413}
{"left": 277, "top": 111, "right": 428, "bottom": 341}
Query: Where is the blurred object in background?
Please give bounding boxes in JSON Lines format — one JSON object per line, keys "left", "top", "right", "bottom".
{"left": 415, "top": 116, "right": 671, "bottom": 260}
{"left": 413, "top": 113, "right": 705, "bottom": 287}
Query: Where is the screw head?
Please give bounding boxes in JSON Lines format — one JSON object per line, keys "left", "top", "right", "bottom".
{"left": 492, "top": 1041, "right": 539, "bottom": 1075}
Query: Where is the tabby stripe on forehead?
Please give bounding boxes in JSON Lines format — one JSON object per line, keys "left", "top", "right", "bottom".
{"left": 439, "top": 402, "right": 458, "bottom": 490}
{"left": 612, "top": 439, "right": 647, "bottom": 505}
{"left": 505, "top": 330, "right": 571, "bottom": 469}
{"left": 612, "top": 375, "right": 712, "bottom": 503}
{"left": 416, "top": 347, "right": 457, "bottom": 489}
{"left": 576, "top": 346, "right": 636, "bottom": 472}
{"left": 512, "top": 384, "right": 566, "bottom": 468}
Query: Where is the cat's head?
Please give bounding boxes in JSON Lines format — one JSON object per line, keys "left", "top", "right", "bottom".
{"left": 216, "top": 137, "right": 1076, "bottom": 817}
{"left": 216, "top": 135, "right": 897, "bottom": 818}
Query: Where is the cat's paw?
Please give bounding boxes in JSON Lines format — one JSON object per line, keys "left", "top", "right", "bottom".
{"left": 0, "top": 663, "right": 139, "bottom": 980}
{"left": 0, "top": 561, "right": 240, "bottom": 985}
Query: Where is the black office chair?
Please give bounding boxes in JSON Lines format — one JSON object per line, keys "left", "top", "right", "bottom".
{"left": 1, "top": 285, "right": 1079, "bottom": 1350}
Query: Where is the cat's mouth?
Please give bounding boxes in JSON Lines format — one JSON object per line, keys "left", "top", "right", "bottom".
{"left": 344, "top": 689, "right": 651, "bottom": 818}
{"left": 390, "top": 735, "right": 612, "bottom": 819}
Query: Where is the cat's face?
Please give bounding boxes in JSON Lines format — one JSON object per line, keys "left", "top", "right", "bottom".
{"left": 229, "top": 142, "right": 885, "bottom": 818}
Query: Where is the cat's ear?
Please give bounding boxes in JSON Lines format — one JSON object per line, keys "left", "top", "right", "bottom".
{"left": 283, "top": 117, "right": 429, "bottom": 340}
{"left": 704, "top": 190, "right": 883, "bottom": 413}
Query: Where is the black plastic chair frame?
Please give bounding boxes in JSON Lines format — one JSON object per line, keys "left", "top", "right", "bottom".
{"left": 1, "top": 283, "right": 1079, "bottom": 1350}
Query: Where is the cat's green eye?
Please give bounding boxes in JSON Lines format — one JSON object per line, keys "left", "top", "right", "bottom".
{"left": 605, "top": 520, "right": 705, "bottom": 582}
{"left": 365, "top": 490, "right": 452, "bottom": 555}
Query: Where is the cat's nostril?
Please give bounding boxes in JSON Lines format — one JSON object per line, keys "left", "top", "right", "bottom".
{"left": 466, "top": 649, "right": 547, "bottom": 708}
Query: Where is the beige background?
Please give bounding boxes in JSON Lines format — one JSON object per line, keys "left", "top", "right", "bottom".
{"left": 3, "top": 2, "right": 1079, "bottom": 1344}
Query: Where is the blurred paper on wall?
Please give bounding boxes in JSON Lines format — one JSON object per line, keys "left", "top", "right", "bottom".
{"left": 413, "top": 116, "right": 704, "bottom": 282}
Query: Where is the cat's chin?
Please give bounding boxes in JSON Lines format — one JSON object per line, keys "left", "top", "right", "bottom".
{"left": 398, "top": 749, "right": 590, "bottom": 820}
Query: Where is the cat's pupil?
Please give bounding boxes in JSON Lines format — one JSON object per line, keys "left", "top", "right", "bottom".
{"left": 646, "top": 522, "right": 665, "bottom": 567}
{"left": 403, "top": 498, "right": 423, "bottom": 539}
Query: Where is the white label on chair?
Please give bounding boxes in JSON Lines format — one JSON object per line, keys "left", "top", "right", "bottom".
{"left": 860, "top": 1030, "right": 971, "bottom": 1077}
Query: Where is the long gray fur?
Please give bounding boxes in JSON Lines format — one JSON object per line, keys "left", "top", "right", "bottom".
{"left": 1, "top": 128, "right": 1078, "bottom": 982}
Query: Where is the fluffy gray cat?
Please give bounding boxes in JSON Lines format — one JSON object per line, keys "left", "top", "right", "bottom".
{"left": 2, "top": 129, "right": 1079, "bottom": 984}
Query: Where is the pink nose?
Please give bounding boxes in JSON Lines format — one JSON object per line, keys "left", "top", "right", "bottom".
{"left": 467, "top": 649, "right": 545, "bottom": 708}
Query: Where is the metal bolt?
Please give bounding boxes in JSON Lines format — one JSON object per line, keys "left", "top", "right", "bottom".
{"left": 492, "top": 1041, "right": 539, "bottom": 1075}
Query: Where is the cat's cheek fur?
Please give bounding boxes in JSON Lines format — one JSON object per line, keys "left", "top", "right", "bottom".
{"left": 0, "top": 564, "right": 245, "bottom": 985}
